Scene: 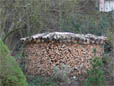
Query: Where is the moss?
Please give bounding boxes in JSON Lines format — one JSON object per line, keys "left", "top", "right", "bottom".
{"left": 0, "top": 40, "right": 28, "bottom": 86}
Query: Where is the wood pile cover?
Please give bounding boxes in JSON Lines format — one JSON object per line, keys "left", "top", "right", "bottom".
{"left": 21, "top": 32, "right": 107, "bottom": 76}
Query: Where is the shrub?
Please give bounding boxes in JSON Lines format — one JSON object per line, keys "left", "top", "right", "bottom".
{"left": 0, "top": 40, "right": 28, "bottom": 86}
{"left": 85, "top": 49, "right": 106, "bottom": 86}
{"left": 27, "top": 75, "right": 56, "bottom": 86}
{"left": 52, "top": 64, "right": 72, "bottom": 83}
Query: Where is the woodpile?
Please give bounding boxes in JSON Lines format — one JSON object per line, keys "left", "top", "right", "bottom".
{"left": 21, "top": 32, "right": 107, "bottom": 76}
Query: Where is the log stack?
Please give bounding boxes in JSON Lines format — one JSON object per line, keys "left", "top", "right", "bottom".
{"left": 21, "top": 32, "right": 107, "bottom": 76}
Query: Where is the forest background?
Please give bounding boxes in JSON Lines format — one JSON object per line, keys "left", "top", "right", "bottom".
{"left": 0, "top": 0, "right": 114, "bottom": 50}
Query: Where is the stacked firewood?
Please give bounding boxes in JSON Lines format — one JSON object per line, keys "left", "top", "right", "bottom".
{"left": 24, "top": 42, "right": 104, "bottom": 76}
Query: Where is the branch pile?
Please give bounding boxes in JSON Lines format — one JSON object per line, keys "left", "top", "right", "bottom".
{"left": 21, "top": 32, "right": 107, "bottom": 44}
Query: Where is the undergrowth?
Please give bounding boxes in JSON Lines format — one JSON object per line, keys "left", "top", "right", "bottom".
{"left": 85, "top": 48, "right": 106, "bottom": 86}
